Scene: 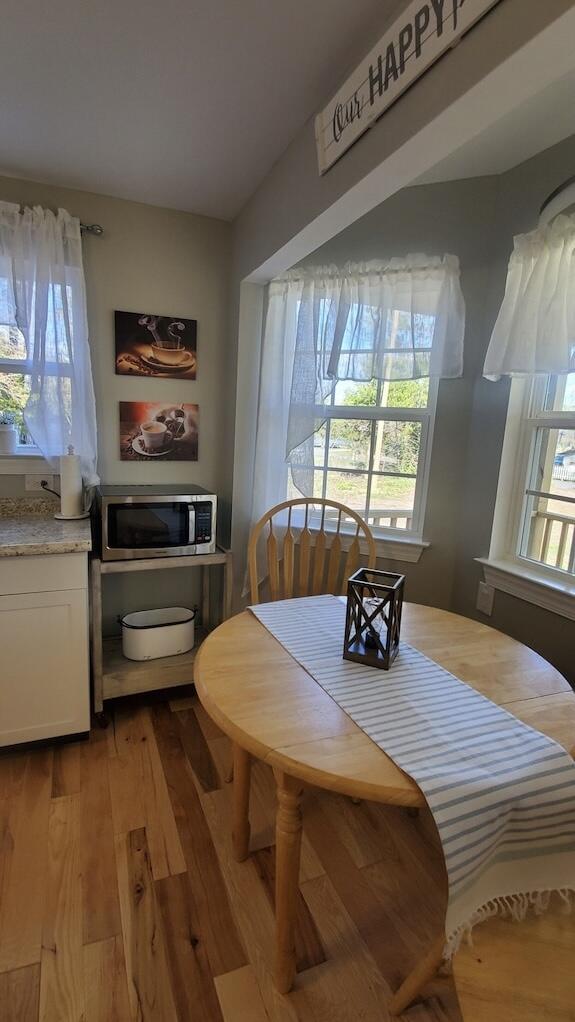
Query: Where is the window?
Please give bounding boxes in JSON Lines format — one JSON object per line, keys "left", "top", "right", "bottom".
{"left": 489, "top": 373, "right": 575, "bottom": 590}
{"left": 288, "top": 374, "right": 437, "bottom": 538}
{"left": 517, "top": 373, "right": 575, "bottom": 575}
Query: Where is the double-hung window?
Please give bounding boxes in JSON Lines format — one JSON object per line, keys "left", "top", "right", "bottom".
{"left": 512, "top": 373, "right": 575, "bottom": 575}
{"left": 486, "top": 372, "right": 575, "bottom": 612}
{"left": 288, "top": 374, "right": 437, "bottom": 539}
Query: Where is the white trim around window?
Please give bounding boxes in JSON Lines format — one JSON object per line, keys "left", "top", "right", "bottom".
{"left": 0, "top": 450, "right": 49, "bottom": 473}
{"left": 485, "top": 374, "right": 575, "bottom": 619}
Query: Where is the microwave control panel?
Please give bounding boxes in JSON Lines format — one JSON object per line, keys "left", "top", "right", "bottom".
{"left": 194, "top": 501, "right": 213, "bottom": 544}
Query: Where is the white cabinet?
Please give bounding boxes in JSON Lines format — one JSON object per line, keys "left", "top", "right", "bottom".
{"left": 0, "top": 553, "right": 90, "bottom": 746}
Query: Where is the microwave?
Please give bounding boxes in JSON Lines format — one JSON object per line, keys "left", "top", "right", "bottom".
{"left": 94, "top": 484, "right": 217, "bottom": 561}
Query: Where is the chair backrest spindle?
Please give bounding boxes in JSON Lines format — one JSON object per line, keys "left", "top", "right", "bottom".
{"left": 248, "top": 498, "right": 377, "bottom": 605}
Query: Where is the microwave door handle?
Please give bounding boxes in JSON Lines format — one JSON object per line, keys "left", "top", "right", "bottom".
{"left": 188, "top": 503, "right": 196, "bottom": 545}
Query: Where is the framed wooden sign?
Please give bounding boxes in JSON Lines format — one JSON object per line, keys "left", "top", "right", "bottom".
{"left": 315, "top": 0, "right": 503, "bottom": 174}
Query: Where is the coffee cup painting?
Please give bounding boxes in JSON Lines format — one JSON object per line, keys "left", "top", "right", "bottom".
{"left": 115, "top": 311, "right": 197, "bottom": 379}
{"left": 119, "top": 402, "right": 199, "bottom": 461}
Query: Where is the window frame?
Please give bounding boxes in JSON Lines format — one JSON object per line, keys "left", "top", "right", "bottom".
{"left": 483, "top": 374, "right": 575, "bottom": 621}
{"left": 289, "top": 377, "right": 438, "bottom": 544}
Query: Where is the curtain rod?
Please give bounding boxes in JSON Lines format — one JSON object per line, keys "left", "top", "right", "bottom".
{"left": 539, "top": 175, "right": 575, "bottom": 218}
{"left": 80, "top": 222, "right": 104, "bottom": 236}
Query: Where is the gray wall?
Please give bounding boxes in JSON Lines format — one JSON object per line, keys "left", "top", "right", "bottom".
{"left": 302, "top": 134, "right": 575, "bottom": 683}
{"left": 0, "top": 175, "right": 232, "bottom": 629}
{"left": 301, "top": 176, "right": 500, "bottom": 612}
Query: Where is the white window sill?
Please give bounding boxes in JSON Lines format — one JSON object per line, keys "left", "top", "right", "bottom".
{"left": 0, "top": 450, "right": 49, "bottom": 473}
{"left": 477, "top": 557, "right": 575, "bottom": 622}
{"left": 335, "top": 528, "right": 428, "bottom": 563}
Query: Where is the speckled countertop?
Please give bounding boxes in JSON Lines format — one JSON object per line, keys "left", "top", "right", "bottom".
{"left": 0, "top": 497, "right": 92, "bottom": 557}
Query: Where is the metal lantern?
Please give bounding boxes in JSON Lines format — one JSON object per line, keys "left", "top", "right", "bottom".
{"left": 343, "top": 567, "right": 405, "bottom": 670}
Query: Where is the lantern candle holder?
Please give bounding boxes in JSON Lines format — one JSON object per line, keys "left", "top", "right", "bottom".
{"left": 343, "top": 567, "right": 405, "bottom": 670}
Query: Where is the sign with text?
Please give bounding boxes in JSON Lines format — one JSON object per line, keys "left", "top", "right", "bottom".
{"left": 315, "top": 0, "right": 502, "bottom": 174}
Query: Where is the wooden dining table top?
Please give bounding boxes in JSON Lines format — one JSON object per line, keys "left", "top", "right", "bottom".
{"left": 194, "top": 602, "right": 575, "bottom": 807}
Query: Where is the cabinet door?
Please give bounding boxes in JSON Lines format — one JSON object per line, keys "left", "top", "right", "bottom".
{"left": 0, "top": 589, "right": 90, "bottom": 746}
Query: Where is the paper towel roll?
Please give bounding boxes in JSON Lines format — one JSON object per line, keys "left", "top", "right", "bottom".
{"left": 59, "top": 446, "right": 83, "bottom": 517}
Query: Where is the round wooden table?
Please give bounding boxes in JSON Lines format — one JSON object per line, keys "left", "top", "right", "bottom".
{"left": 194, "top": 602, "right": 573, "bottom": 1009}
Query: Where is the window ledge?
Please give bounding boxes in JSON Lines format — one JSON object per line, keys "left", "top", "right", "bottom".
{"left": 477, "top": 557, "right": 575, "bottom": 622}
{"left": 336, "top": 528, "right": 428, "bottom": 563}
{"left": 0, "top": 450, "right": 48, "bottom": 474}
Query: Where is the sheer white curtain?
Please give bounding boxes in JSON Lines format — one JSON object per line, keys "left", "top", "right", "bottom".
{"left": 0, "top": 201, "right": 98, "bottom": 483}
{"left": 484, "top": 214, "right": 575, "bottom": 380}
{"left": 251, "top": 255, "right": 465, "bottom": 529}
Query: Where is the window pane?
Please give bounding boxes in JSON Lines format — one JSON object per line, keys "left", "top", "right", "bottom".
{"left": 287, "top": 469, "right": 324, "bottom": 501}
{"left": 380, "top": 378, "right": 429, "bottom": 409}
{"left": 327, "top": 419, "right": 371, "bottom": 470}
{"left": 325, "top": 471, "right": 368, "bottom": 511}
{"left": 368, "top": 475, "right": 415, "bottom": 531}
{"left": 544, "top": 373, "right": 575, "bottom": 412}
{"left": 0, "top": 324, "right": 26, "bottom": 360}
{"left": 0, "top": 372, "right": 33, "bottom": 444}
{"left": 521, "top": 427, "right": 575, "bottom": 572}
{"left": 313, "top": 423, "right": 327, "bottom": 467}
{"left": 374, "top": 421, "right": 421, "bottom": 475}
{"left": 332, "top": 379, "right": 377, "bottom": 406}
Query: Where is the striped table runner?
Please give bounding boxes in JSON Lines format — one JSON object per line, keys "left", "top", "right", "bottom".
{"left": 250, "top": 595, "right": 575, "bottom": 954}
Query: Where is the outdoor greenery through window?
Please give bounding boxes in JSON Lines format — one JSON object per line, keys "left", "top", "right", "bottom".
{"left": 519, "top": 372, "right": 575, "bottom": 575}
{"left": 288, "top": 375, "right": 434, "bottom": 536}
{"left": 0, "top": 324, "right": 33, "bottom": 445}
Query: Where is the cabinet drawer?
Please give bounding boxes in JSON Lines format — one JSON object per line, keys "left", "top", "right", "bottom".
{"left": 0, "top": 553, "right": 87, "bottom": 595}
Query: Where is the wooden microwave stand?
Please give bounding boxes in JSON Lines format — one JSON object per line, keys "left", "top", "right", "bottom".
{"left": 90, "top": 549, "right": 232, "bottom": 714}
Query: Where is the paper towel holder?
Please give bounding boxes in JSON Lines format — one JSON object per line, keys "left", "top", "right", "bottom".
{"left": 53, "top": 445, "right": 91, "bottom": 521}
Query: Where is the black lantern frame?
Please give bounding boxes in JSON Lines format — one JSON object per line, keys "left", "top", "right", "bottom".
{"left": 343, "top": 568, "right": 405, "bottom": 670}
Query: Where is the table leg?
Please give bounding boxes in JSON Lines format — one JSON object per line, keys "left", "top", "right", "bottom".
{"left": 232, "top": 744, "right": 251, "bottom": 862}
{"left": 273, "top": 770, "right": 304, "bottom": 994}
{"left": 389, "top": 934, "right": 444, "bottom": 1015}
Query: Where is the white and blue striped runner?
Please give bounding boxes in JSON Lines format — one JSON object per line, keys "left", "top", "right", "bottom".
{"left": 250, "top": 595, "right": 575, "bottom": 953}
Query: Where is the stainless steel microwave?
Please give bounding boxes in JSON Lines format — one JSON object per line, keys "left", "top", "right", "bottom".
{"left": 94, "top": 485, "right": 217, "bottom": 561}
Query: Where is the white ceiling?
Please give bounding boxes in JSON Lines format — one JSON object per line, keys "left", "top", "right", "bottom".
{"left": 416, "top": 68, "right": 575, "bottom": 186}
{"left": 0, "top": 0, "right": 402, "bottom": 221}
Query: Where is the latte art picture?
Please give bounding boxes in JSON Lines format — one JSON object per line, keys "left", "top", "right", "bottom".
{"left": 115, "top": 310, "right": 197, "bottom": 379}
{"left": 119, "top": 402, "right": 199, "bottom": 461}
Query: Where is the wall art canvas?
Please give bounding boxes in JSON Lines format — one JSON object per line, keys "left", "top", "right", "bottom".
{"left": 119, "top": 402, "right": 199, "bottom": 461}
{"left": 115, "top": 311, "right": 197, "bottom": 379}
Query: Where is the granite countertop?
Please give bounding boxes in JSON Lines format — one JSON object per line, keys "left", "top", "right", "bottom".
{"left": 0, "top": 497, "right": 92, "bottom": 557}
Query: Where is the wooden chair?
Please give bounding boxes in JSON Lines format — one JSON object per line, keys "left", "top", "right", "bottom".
{"left": 247, "top": 497, "right": 377, "bottom": 605}
{"left": 231, "top": 499, "right": 377, "bottom": 852}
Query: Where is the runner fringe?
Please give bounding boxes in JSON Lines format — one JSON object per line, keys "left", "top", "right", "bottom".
{"left": 444, "top": 888, "right": 574, "bottom": 960}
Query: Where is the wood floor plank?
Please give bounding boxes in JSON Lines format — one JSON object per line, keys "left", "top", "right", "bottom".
{"left": 252, "top": 846, "right": 326, "bottom": 974}
{"left": 107, "top": 706, "right": 147, "bottom": 836}
{"left": 214, "top": 965, "right": 270, "bottom": 1022}
{"left": 0, "top": 963, "right": 41, "bottom": 1022}
{"left": 303, "top": 790, "right": 434, "bottom": 995}
{"left": 80, "top": 727, "right": 122, "bottom": 945}
{"left": 200, "top": 789, "right": 300, "bottom": 1022}
{"left": 118, "top": 828, "right": 178, "bottom": 1022}
{"left": 0, "top": 749, "right": 52, "bottom": 973}
{"left": 151, "top": 705, "right": 247, "bottom": 978}
{"left": 51, "top": 744, "right": 82, "bottom": 799}
{"left": 39, "top": 795, "right": 85, "bottom": 1022}
{"left": 83, "top": 936, "right": 131, "bottom": 1022}
{"left": 140, "top": 710, "right": 187, "bottom": 881}
{"left": 176, "top": 708, "right": 221, "bottom": 793}
{"left": 155, "top": 871, "right": 224, "bottom": 1022}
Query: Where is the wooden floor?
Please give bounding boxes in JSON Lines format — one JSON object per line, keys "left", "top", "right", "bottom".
{"left": 0, "top": 691, "right": 572, "bottom": 1022}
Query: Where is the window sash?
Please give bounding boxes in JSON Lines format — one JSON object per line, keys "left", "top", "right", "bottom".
{"left": 298, "top": 379, "right": 437, "bottom": 539}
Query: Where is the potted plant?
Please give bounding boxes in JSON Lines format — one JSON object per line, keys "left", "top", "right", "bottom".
{"left": 0, "top": 411, "right": 18, "bottom": 454}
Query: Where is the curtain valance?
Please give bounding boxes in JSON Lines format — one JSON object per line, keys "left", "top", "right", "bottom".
{"left": 283, "top": 254, "right": 465, "bottom": 461}
{"left": 484, "top": 214, "right": 575, "bottom": 380}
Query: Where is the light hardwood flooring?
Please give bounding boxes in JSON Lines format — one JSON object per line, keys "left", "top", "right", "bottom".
{"left": 0, "top": 692, "right": 572, "bottom": 1022}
